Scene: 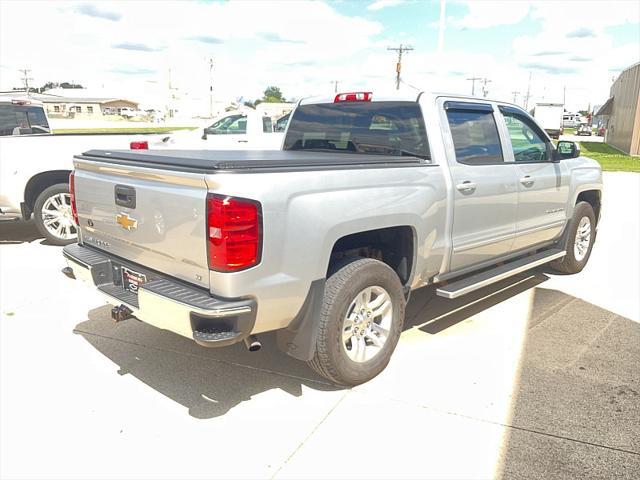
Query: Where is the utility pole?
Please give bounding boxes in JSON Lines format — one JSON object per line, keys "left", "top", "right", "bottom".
{"left": 563, "top": 85, "right": 566, "bottom": 105}
{"left": 511, "top": 91, "right": 520, "bottom": 104}
{"left": 19, "top": 68, "right": 33, "bottom": 95}
{"left": 208, "top": 58, "right": 214, "bottom": 118}
{"left": 524, "top": 72, "right": 532, "bottom": 110}
{"left": 387, "top": 44, "right": 413, "bottom": 90}
{"left": 330, "top": 80, "right": 339, "bottom": 93}
{"left": 466, "top": 77, "right": 482, "bottom": 96}
{"left": 481, "top": 78, "right": 492, "bottom": 98}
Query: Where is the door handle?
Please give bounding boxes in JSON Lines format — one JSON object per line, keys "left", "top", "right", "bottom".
{"left": 456, "top": 181, "right": 477, "bottom": 192}
{"left": 237, "top": 140, "right": 249, "bottom": 143}
{"left": 520, "top": 175, "right": 535, "bottom": 187}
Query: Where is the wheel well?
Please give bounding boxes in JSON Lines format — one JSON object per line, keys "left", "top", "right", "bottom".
{"left": 576, "top": 190, "right": 601, "bottom": 225}
{"left": 23, "top": 170, "right": 71, "bottom": 217}
{"left": 327, "top": 226, "right": 414, "bottom": 284}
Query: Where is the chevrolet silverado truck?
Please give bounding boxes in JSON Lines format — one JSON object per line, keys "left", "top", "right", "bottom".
{"left": 62, "top": 91, "right": 602, "bottom": 385}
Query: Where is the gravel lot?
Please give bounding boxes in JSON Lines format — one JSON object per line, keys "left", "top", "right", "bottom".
{"left": 1, "top": 172, "right": 638, "bottom": 480}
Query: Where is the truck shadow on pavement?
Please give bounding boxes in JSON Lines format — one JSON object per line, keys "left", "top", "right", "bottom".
{"left": 74, "top": 271, "right": 564, "bottom": 420}
{"left": 0, "top": 219, "right": 49, "bottom": 245}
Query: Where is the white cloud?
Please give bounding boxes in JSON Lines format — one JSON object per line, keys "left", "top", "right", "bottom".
{"left": 451, "top": 1, "right": 531, "bottom": 29}
{"left": 367, "top": 0, "right": 405, "bottom": 11}
{"left": 0, "top": 0, "right": 636, "bottom": 114}
{"left": 0, "top": 0, "right": 383, "bottom": 104}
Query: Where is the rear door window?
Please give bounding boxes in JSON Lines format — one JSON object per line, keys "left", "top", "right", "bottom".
{"left": 283, "top": 101, "right": 430, "bottom": 160}
{"left": 0, "top": 104, "right": 50, "bottom": 136}
{"left": 445, "top": 105, "right": 503, "bottom": 165}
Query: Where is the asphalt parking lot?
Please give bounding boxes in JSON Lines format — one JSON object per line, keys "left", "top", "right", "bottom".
{"left": 1, "top": 172, "right": 638, "bottom": 480}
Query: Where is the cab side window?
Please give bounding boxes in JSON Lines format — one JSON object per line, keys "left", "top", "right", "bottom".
{"left": 446, "top": 108, "right": 504, "bottom": 165}
{"left": 502, "top": 110, "right": 551, "bottom": 162}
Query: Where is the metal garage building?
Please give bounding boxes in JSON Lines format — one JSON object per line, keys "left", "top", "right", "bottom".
{"left": 596, "top": 62, "right": 640, "bottom": 156}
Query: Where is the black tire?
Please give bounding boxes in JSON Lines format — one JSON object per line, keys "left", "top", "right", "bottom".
{"left": 549, "top": 201, "right": 595, "bottom": 274}
{"left": 307, "top": 258, "right": 405, "bottom": 386}
{"left": 33, "top": 183, "right": 77, "bottom": 246}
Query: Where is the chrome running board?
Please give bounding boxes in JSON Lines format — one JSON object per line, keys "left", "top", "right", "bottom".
{"left": 436, "top": 249, "right": 566, "bottom": 299}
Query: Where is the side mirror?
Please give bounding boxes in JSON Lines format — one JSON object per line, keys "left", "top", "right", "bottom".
{"left": 555, "top": 140, "right": 580, "bottom": 160}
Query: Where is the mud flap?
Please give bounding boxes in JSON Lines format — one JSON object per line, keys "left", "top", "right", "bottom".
{"left": 276, "top": 279, "right": 325, "bottom": 361}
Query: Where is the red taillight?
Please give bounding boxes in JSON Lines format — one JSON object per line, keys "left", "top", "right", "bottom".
{"left": 334, "top": 92, "right": 372, "bottom": 103}
{"left": 69, "top": 171, "right": 78, "bottom": 225}
{"left": 207, "top": 194, "right": 262, "bottom": 272}
{"left": 130, "top": 141, "right": 148, "bottom": 150}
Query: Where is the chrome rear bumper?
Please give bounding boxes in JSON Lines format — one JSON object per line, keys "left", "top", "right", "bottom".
{"left": 63, "top": 243, "right": 256, "bottom": 347}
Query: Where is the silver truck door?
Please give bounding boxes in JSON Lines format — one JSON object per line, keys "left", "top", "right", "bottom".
{"left": 441, "top": 101, "right": 519, "bottom": 271}
{"left": 497, "top": 106, "right": 569, "bottom": 251}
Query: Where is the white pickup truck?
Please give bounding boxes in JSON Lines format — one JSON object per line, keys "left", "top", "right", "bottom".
{"left": 153, "top": 109, "right": 285, "bottom": 150}
{"left": 0, "top": 97, "right": 168, "bottom": 244}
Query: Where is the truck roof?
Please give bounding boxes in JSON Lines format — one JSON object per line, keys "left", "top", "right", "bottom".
{"left": 298, "top": 91, "right": 523, "bottom": 110}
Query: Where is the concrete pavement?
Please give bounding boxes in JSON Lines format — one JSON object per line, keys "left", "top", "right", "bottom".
{"left": 1, "top": 172, "right": 638, "bottom": 479}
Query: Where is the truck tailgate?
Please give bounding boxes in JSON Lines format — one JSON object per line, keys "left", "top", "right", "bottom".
{"left": 73, "top": 158, "right": 210, "bottom": 289}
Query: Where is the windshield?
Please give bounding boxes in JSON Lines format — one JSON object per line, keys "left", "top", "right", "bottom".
{"left": 206, "top": 114, "right": 247, "bottom": 134}
{"left": 283, "top": 101, "right": 430, "bottom": 159}
{"left": 0, "top": 104, "right": 50, "bottom": 136}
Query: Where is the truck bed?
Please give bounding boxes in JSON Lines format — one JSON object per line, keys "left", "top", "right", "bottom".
{"left": 76, "top": 149, "right": 425, "bottom": 173}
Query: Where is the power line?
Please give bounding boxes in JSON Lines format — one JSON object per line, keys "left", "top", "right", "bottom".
{"left": 208, "top": 58, "right": 214, "bottom": 118}
{"left": 400, "top": 78, "right": 421, "bottom": 91}
{"left": 387, "top": 44, "right": 414, "bottom": 90}
{"left": 466, "top": 77, "right": 482, "bottom": 96}
{"left": 481, "top": 78, "right": 492, "bottom": 98}
{"left": 524, "top": 72, "right": 532, "bottom": 110}
{"left": 19, "top": 68, "right": 33, "bottom": 95}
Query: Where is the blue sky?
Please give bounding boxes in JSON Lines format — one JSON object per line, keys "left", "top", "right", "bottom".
{"left": 0, "top": 0, "right": 638, "bottom": 112}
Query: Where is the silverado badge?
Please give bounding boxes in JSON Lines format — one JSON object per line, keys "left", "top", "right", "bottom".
{"left": 116, "top": 212, "right": 137, "bottom": 231}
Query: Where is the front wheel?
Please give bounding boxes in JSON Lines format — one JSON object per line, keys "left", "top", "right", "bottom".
{"left": 307, "top": 258, "right": 405, "bottom": 386}
{"left": 549, "top": 201, "right": 595, "bottom": 274}
{"left": 33, "top": 183, "right": 78, "bottom": 246}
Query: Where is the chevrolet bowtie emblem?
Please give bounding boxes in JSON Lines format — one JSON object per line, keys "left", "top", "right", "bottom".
{"left": 116, "top": 213, "right": 137, "bottom": 231}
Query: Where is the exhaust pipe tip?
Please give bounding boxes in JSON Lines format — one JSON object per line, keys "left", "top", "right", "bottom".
{"left": 244, "top": 334, "right": 262, "bottom": 352}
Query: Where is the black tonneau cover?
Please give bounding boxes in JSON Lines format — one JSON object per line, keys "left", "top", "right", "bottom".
{"left": 75, "top": 149, "right": 425, "bottom": 173}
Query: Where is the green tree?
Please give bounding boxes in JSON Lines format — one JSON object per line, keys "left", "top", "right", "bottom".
{"left": 37, "top": 81, "right": 84, "bottom": 93}
{"left": 262, "top": 86, "right": 285, "bottom": 103}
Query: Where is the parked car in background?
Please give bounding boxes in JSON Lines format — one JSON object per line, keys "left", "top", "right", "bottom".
{"left": 534, "top": 103, "right": 564, "bottom": 139}
{"left": 120, "top": 107, "right": 144, "bottom": 118}
{"left": 0, "top": 96, "right": 154, "bottom": 244}
{"left": 63, "top": 91, "right": 602, "bottom": 385}
{"left": 152, "top": 110, "right": 284, "bottom": 150}
{"left": 563, "top": 113, "right": 585, "bottom": 128}
{"left": 576, "top": 123, "right": 592, "bottom": 136}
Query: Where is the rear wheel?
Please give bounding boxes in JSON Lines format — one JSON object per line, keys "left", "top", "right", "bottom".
{"left": 308, "top": 258, "right": 405, "bottom": 385}
{"left": 549, "top": 201, "right": 595, "bottom": 274}
{"left": 33, "top": 183, "right": 77, "bottom": 246}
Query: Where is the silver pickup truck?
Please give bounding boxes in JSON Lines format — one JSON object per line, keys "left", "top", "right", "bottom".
{"left": 62, "top": 91, "right": 602, "bottom": 385}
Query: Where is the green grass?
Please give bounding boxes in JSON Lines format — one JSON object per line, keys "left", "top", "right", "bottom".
{"left": 579, "top": 142, "right": 640, "bottom": 172}
{"left": 52, "top": 126, "right": 196, "bottom": 135}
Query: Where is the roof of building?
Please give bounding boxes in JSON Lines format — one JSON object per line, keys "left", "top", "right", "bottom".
{"left": 596, "top": 96, "right": 614, "bottom": 116}
{"left": 1, "top": 90, "right": 138, "bottom": 105}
